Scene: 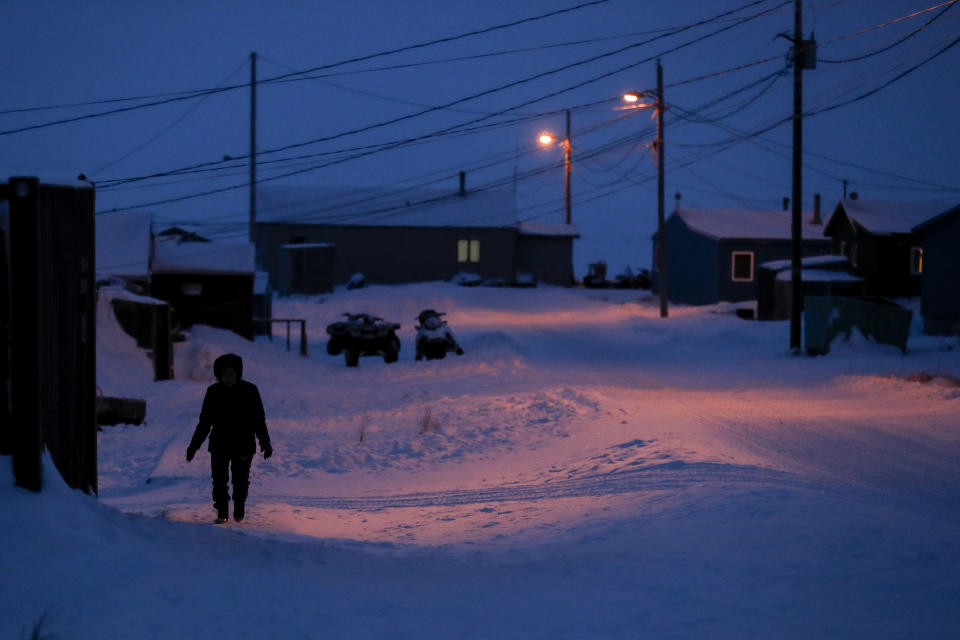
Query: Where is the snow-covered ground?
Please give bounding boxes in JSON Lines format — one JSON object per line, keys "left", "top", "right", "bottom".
{"left": 4, "top": 283, "right": 960, "bottom": 639}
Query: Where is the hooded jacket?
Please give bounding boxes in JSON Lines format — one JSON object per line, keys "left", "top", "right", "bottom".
{"left": 188, "top": 354, "right": 270, "bottom": 456}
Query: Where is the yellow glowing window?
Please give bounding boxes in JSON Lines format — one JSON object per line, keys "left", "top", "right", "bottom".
{"left": 911, "top": 247, "right": 923, "bottom": 275}
{"left": 458, "top": 239, "right": 480, "bottom": 263}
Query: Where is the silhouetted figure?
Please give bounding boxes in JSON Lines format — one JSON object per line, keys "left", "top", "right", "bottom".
{"left": 186, "top": 353, "right": 272, "bottom": 523}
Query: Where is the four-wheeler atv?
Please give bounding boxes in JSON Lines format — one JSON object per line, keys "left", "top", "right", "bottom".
{"left": 325, "top": 313, "right": 401, "bottom": 367}
{"left": 414, "top": 309, "right": 464, "bottom": 361}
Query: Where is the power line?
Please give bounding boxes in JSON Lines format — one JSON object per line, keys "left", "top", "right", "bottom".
{"left": 95, "top": 0, "right": 790, "bottom": 204}
{"left": 0, "top": 0, "right": 613, "bottom": 131}
{"left": 818, "top": 0, "right": 957, "bottom": 63}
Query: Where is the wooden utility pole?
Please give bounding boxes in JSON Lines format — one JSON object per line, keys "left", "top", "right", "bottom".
{"left": 789, "top": 2, "right": 803, "bottom": 351}
{"left": 656, "top": 60, "right": 668, "bottom": 319}
{"left": 564, "top": 109, "right": 572, "bottom": 226}
{"left": 249, "top": 51, "right": 257, "bottom": 243}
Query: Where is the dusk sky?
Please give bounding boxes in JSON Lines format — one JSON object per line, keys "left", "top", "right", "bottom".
{"left": 3, "top": 0, "right": 958, "bottom": 273}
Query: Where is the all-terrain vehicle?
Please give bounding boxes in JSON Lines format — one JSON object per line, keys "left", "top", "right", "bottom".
{"left": 414, "top": 309, "right": 464, "bottom": 361}
{"left": 326, "top": 313, "right": 401, "bottom": 367}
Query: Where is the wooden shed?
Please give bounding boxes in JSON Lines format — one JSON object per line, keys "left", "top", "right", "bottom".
{"left": 654, "top": 206, "right": 833, "bottom": 305}
{"left": 150, "top": 235, "right": 256, "bottom": 340}
{"left": 912, "top": 204, "right": 960, "bottom": 334}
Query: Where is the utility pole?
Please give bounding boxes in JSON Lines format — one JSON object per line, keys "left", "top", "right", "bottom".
{"left": 249, "top": 51, "right": 257, "bottom": 244}
{"left": 564, "top": 109, "right": 572, "bottom": 226}
{"left": 656, "top": 60, "right": 668, "bottom": 319}
{"left": 789, "top": 1, "right": 803, "bottom": 351}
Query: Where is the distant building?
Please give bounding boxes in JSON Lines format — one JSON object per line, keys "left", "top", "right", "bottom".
{"left": 150, "top": 234, "right": 256, "bottom": 339}
{"left": 253, "top": 183, "right": 579, "bottom": 289}
{"left": 822, "top": 199, "right": 956, "bottom": 298}
{"left": 654, "top": 206, "right": 832, "bottom": 305}
{"left": 912, "top": 204, "right": 960, "bottom": 334}
{"left": 97, "top": 215, "right": 258, "bottom": 339}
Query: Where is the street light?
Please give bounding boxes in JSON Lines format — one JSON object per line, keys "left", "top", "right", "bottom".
{"left": 624, "top": 61, "right": 667, "bottom": 318}
{"left": 536, "top": 109, "right": 572, "bottom": 226}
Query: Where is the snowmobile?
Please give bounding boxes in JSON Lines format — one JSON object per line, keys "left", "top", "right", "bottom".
{"left": 414, "top": 309, "right": 464, "bottom": 361}
{"left": 325, "top": 313, "right": 401, "bottom": 367}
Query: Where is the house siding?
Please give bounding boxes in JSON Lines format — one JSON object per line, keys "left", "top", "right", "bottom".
{"left": 516, "top": 235, "right": 575, "bottom": 285}
{"left": 150, "top": 272, "right": 254, "bottom": 340}
{"left": 659, "top": 215, "right": 718, "bottom": 305}
{"left": 918, "top": 212, "right": 960, "bottom": 333}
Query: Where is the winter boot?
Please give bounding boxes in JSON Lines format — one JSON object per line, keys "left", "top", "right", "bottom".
{"left": 234, "top": 502, "right": 245, "bottom": 523}
{"left": 215, "top": 504, "right": 229, "bottom": 524}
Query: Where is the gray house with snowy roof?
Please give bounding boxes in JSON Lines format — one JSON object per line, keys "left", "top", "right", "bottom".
{"left": 653, "top": 206, "right": 833, "bottom": 305}
{"left": 253, "top": 182, "right": 579, "bottom": 289}
{"left": 822, "top": 198, "right": 957, "bottom": 298}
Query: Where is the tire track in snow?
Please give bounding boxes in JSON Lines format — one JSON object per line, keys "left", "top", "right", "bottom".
{"left": 260, "top": 461, "right": 812, "bottom": 511}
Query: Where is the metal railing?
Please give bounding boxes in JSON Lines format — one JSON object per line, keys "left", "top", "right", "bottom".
{"left": 252, "top": 318, "right": 307, "bottom": 356}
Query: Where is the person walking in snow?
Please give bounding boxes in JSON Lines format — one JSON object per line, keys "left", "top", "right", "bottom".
{"left": 186, "top": 353, "right": 272, "bottom": 524}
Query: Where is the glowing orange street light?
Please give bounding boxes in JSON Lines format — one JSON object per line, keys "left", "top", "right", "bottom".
{"left": 536, "top": 110, "right": 572, "bottom": 225}
{"left": 623, "top": 92, "right": 640, "bottom": 103}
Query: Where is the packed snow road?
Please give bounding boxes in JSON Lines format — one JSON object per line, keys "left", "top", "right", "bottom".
{"left": 5, "top": 283, "right": 959, "bottom": 639}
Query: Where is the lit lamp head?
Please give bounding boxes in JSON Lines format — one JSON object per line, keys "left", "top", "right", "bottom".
{"left": 623, "top": 92, "right": 641, "bottom": 104}
{"left": 538, "top": 133, "right": 555, "bottom": 145}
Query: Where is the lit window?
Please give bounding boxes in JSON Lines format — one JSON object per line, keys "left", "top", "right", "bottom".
{"left": 457, "top": 239, "right": 480, "bottom": 263}
{"left": 731, "top": 251, "right": 754, "bottom": 282}
{"left": 911, "top": 247, "right": 923, "bottom": 275}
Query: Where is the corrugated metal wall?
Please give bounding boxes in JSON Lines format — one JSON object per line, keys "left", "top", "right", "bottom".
{"left": 7, "top": 178, "right": 96, "bottom": 493}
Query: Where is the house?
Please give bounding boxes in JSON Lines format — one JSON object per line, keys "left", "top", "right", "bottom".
{"left": 653, "top": 206, "right": 833, "bottom": 305}
{"left": 253, "top": 181, "right": 579, "bottom": 288}
{"left": 912, "top": 204, "right": 960, "bottom": 334}
{"left": 822, "top": 198, "right": 956, "bottom": 298}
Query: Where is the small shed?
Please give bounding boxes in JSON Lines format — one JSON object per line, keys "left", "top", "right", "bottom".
{"left": 822, "top": 199, "right": 956, "bottom": 298}
{"left": 757, "top": 255, "right": 864, "bottom": 321}
{"left": 101, "top": 287, "right": 173, "bottom": 380}
{"left": 912, "top": 204, "right": 960, "bottom": 334}
{"left": 655, "top": 206, "right": 832, "bottom": 305}
{"left": 150, "top": 235, "right": 256, "bottom": 340}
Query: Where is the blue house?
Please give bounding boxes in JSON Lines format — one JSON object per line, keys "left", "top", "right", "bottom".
{"left": 912, "top": 204, "right": 960, "bottom": 335}
{"left": 653, "top": 206, "right": 833, "bottom": 305}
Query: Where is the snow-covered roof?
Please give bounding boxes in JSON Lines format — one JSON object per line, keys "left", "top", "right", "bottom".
{"left": 831, "top": 199, "right": 956, "bottom": 235}
{"left": 99, "top": 286, "right": 168, "bottom": 306}
{"left": 95, "top": 210, "right": 153, "bottom": 279}
{"left": 760, "top": 255, "right": 849, "bottom": 271}
{"left": 257, "top": 185, "right": 517, "bottom": 228}
{"left": 517, "top": 222, "right": 580, "bottom": 237}
{"left": 673, "top": 207, "right": 829, "bottom": 241}
{"left": 151, "top": 235, "right": 255, "bottom": 274}
{"left": 775, "top": 269, "right": 863, "bottom": 282}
